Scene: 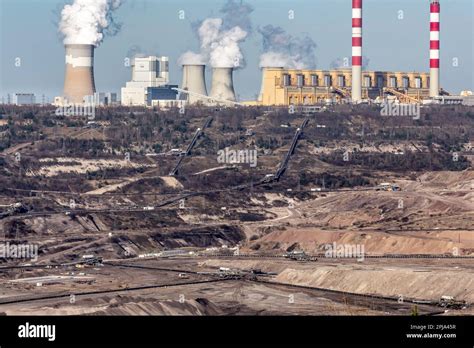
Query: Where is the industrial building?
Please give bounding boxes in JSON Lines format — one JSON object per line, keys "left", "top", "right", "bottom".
{"left": 121, "top": 55, "right": 167, "bottom": 106}
{"left": 244, "top": 0, "right": 448, "bottom": 107}
{"left": 84, "top": 92, "right": 119, "bottom": 106}
{"left": 431, "top": 94, "right": 474, "bottom": 106}
{"left": 12, "top": 93, "right": 36, "bottom": 105}
{"left": 147, "top": 86, "right": 180, "bottom": 108}
{"left": 121, "top": 56, "right": 181, "bottom": 107}
{"left": 251, "top": 67, "right": 432, "bottom": 106}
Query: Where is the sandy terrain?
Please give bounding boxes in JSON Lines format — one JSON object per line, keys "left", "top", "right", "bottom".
{"left": 275, "top": 266, "right": 474, "bottom": 302}
{"left": 160, "top": 176, "right": 184, "bottom": 189}
{"left": 201, "top": 258, "right": 474, "bottom": 303}
{"left": 27, "top": 157, "right": 153, "bottom": 177}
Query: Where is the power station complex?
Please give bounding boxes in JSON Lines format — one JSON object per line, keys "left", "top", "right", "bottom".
{"left": 121, "top": 56, "right": 182, "bottom": 107}
{"left": 251, "top": 68, "right": 432, "bottom": 106}
{"left": 248, "top": 0, "right": 442, "bottom": 106}
{"left": 177, "top": 0, "right": 457, "bottom": 107}
{"left": 52, "top": 0, "right": 473, "bottom": 108}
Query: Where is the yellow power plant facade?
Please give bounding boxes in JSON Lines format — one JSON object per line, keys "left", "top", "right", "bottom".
{"left": 254, "top": 67, "right": 431, "bottom": 105}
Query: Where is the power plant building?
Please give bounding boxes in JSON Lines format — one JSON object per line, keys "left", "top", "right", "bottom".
{"left": 121, "top": 56, "right": 179, "bottom": 106}
{"left": 147, "top": 86, "right": 180, "bottom": 107}
{"left": 252, "top": 68, "right": 432, "bottom": 106}
{"left": 12, "top": 93, "right": 36, "bottom": 105}
{"left": 84, "top": 92, "right": 118, "bottom": 106}
{"left": 246, "top": 0, "right": 446, "bottom": 107}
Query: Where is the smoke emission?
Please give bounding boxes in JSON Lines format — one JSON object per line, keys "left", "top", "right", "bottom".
{"left": 126, "top": 45, "right": 143, "bottom": 59}
{"left": 59, "top": 0, "right": 123, "bottom": 46}
{"left": 179, "top": 19, "right": 247, "bottom": 68}
{"left": 202, "top": 18, "right": 248, "bottom": 68}
{"left": 178, "top": 52, "right": 207, "bottom": 66}
{"left": 258, "top": 25, "right": 317, "bottom": 69}
{"left": 220, "top": 0, "right": 254, "bottom": 33}
{"left": 127, "top": 45, "right": 166, "bottom": 65}
{"left": 179, "top": 0, "right": 252, "bottom": 68}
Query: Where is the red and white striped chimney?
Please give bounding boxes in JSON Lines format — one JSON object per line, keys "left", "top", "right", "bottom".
{"left": 429, "top": 0, "right": 440, "bottom": 97}
{"left": 352, "top": 0, "right": 363, "bottom": 103}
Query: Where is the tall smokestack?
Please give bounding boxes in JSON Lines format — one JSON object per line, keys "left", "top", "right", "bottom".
{"left": 210, "top": 67, "right": 236, "bottom": 102}
{"left": 181, "top": 64, "right": 208, "bottom": 104}
{"left": 430, "top": 0, "right": 440, "bottom": 98}
{"left": 63, "top": 44, "right": 96, "bottom": 103}
{"left": 351, "top": 0, "right": 362, "bottom": 103}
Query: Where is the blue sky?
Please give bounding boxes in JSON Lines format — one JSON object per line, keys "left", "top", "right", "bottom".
{"left": 0, "top": 0, "right": 473, "bottom": 101}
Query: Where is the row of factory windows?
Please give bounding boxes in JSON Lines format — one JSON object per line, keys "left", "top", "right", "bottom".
{"left": 282, "top": 74, "right": 427, "bottom": 89}
{"left": 288, "top": 95, "right": 331, "bottom": 105}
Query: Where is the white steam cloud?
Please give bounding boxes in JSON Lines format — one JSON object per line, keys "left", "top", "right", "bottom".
{"left": 203, "top": 19, "right": 247, "bottom": 68}
{"left": 260, "top": 52, "right": 306, "bottom": 70}
{"left": 258, "top": 25, "right": 317, "bottom": 69}
{"left": 179, "top": 18, "right": 247, "bottom": 68}
{"left": 178, "top": 51, "right": 207, "bottom": 66}
{"left": 59, "top": 0, "right": 122, "bottom": 46}
{"left": 179, "top": 0, "right": 252, "bottom": 68}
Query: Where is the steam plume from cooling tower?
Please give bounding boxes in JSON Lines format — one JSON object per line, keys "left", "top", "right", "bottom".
{"left": 204, "top": 19, "right": 247, "bottom": 68}
{"left": 258, "top": 25, "right": 317, "bottom": 69}
{"left": 59, "top": 0, "right": 123, "bottom": 46}
{"left": 178, "top": 0, "right": 253, "bottom": 68}
{"left": 220, "top": 0, "right": 254, "bottom": 32}
{"left": 179, "top": 19, "right": 247, "bottom": 68}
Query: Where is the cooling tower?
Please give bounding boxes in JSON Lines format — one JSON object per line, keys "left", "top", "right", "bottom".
{"left": 181, "top": 64, "right": 208, "bottom": 104}
{"left": 210, "top": 67, "right": 236, "bottom": 102}
{"left": 63, "top": 44, "right": 96, "bottom": 104}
